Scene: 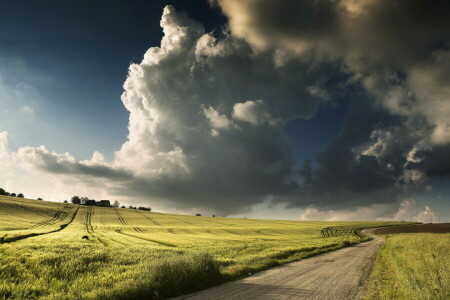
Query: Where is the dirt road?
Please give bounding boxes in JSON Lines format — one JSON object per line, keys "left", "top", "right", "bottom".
{"left": 175, "top": 230, "right": 383, "bottom": 300}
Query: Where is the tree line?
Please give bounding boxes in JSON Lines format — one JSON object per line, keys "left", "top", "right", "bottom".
{"left": 69, "top": 195, "right": 151, "bottom": 211}
{"left": 0, "top": 188, "right": 24, "bottom": 198}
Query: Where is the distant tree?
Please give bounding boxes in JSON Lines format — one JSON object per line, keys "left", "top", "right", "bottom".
{"left": 63, "top": 200, "right": 68, "bottom": 203}
{"left": 10, "top": 193, "right": 16, "bottom": 197}
{"left": 196, "top": 213, "right": 201, "bottom": 216}
{"left": 120, "top": 206, "right": 126, "bottom": 208}
{"left": 138, "top": 207, "right": 151, "bottom": 211}
{"left": 37, "top": 197, "right": 43, "bottom": 201}
{"left": 71, "top": 196, "right": 81, "bottom": 204}
{"left": 0, "top": 188, "right": 6, "bottom": 195}
{"left": 5, "top": 192, "right": 10, "bottom": 196}
{"left": 17, "top": 193, "right": 24, "bottom": 198}
{"left": 112, "top": 200, "right": 120, "bottom": 208}
{"left": 212, "top": 215, "right": 215, "bottom": 217}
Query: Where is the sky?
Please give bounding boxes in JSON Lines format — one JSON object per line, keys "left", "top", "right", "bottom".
{"left": 0, "top": 0, "right": 449, "bottom": 221}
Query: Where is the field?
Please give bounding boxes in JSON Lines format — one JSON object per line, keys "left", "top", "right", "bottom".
{"left": 374, "top": 223, "right": 450, "bottom": 234}
{"left": 0, "top": 196, "right": 407, "bottom": 299}
{"left": 366, "top": 225, "right": 450, "bottom": 300}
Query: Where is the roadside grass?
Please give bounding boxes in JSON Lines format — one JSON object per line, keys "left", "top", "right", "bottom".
{"left": 0, "top": 245, "right": 221, "bottom": 300}
{"left": 365, "top": 233, "right": 450, "bottom": 300}
{"left": 0, "top": 196, "right": 410, "bottom": 299}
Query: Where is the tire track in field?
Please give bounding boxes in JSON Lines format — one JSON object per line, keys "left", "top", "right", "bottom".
{"left": 84, "top": 206, "right": 95, "bottom": 234}
{"left": 0, "top": 205, "right": 80, "bottom": 244}
{"left": 114, "top": 229, "right": 176, "bottom": 247}
{"left": 137, "top": 211, "right": 178, "bottom": 234}
{"left": 32, "top": 205, "right": 71, "bottom": 228}
{"left": 114, "top": 208, "right": 143, "bottom": 233}
{"left": 191, "top": 217, "right": 236, "bottom": 228}
{"left": 166, "top": 216, "right": 198, "bottom": 234}
{"left": 137, "top": 210, "right": 161, "bottom": 226}
{"left": 82, "top": 207, "right": 109, "bottom": 246}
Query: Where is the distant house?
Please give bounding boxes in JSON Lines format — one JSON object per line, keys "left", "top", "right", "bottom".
{"left": 96, "top": 200, "right": 111, "bottom": 207}
{"left": 82, "top": 199, "right": 96, "bottom": 206}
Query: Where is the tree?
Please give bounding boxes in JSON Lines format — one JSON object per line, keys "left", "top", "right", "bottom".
{"left": 71, "top": 196, "right": 81, "bottom": 204}
{"left": 112, "top": 200, "right": 120, "bottom": 208}
{"left": 63, "top": 200, "right": 68, "bottom": 203}
{"left": 5, "top": 192, "right": 10, "bottom": 196}
{"left": 0, "top": 188, "right": 6, "bottom": 195}
{"left": 37, "top": 198, "right": 43, "bottom": 201}
{"left": 10, "top": 193, "right": 16, "bottom": 197}
{"left": 17, "top": 193, "right": 24, "bottom": 198}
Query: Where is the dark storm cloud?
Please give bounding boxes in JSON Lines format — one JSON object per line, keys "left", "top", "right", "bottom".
{"left": 415, "top": 145, "right": 450, "bottom": 178}
{"left": 212, "top": 0, "right": 450, "bottom": 213}
{"left": 216, "top": 0, "right": 450, "bottom": 66}
{"left": 290, "top": 100, "right": 425, "bottom": 209}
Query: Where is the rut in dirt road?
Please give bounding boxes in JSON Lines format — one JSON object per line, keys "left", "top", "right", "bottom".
{"left": 175, "top": 230, "right": 383, "bottom": 300}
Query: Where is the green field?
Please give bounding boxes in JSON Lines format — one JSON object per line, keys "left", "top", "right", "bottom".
{"left": 0, "top": 196, "right": 406, "bottom": 299}
{"left": 365, "top": 233, "right": 450, "bottom": 300}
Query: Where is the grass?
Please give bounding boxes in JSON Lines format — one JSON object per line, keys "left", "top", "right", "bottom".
{"left": 0, "top": 195, "right": 409, "bottom": 299}
{"left": 365, "top": 233, "right": 450, "bottom": 300}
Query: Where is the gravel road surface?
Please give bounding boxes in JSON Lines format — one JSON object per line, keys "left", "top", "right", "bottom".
{"left": 174, "top": 229, "right": 383, "bottom": 300}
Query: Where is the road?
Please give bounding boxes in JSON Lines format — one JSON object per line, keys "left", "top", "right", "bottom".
{"left": 174, "top": 229, "right": 383, "bottom": 300}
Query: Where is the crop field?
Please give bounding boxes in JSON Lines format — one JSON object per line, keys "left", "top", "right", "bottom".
{"left": 365, "top": 232, "right": 450, "bottom": 300}
{"left": 0, "top": 196, "right": 407, "bottom": 299}
{"left": 374, "top": 223, "right": 450, "bottom": 234}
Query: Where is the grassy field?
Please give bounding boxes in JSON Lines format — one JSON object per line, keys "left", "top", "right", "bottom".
{"left": 365, "top": 232, "right": 450, "bottom": 300}
{"left": 0, "top": 196, "right": 407, "bottom": 299}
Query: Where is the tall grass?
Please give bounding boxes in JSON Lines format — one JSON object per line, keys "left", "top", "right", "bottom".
{"left": 0, "top": 244, "right": 222, "bottom": 300}
{"left": 365, "top": 233, "right": 450, "bottom": 300}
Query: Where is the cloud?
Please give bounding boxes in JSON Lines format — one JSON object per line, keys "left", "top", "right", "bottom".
{"left": 414, "top": 205, "right": 440, "bottom": 223}
{"left": 232, "top": 100, "right": 277, "bottom": 125}
{"left": 3, "top": 2, "right": 450, "bottom": 219}
{"left": 10, "top": 5, "right": 323, "bottom": 213}
{"left": 202, "top": 106, "right": 234, "bottom": 136}
{"left": 18, "top": 145, "right": 132, "bottom": 180}
{"left": 212, "top": 0, "right": 450, "bottom": 216}
{"left": 215, "top": 0, "right": 450, "bottom": 148}
{"left": 0, "top": 131, "right": 11, "bottom": 169}
{"left": 299, "top": 198, "right": 420, "bottom": 221}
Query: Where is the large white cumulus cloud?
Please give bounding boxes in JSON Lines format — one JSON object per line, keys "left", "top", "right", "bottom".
{"left": 9, "top": 6, "right": 332, "bottom": 213}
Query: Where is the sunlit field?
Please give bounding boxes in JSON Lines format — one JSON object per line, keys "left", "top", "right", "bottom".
{"left": 0, "top": 196, "right": 407, "bottom": 299}
{"left": 365, "top": 233, "right": 450, "bottom": 300}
